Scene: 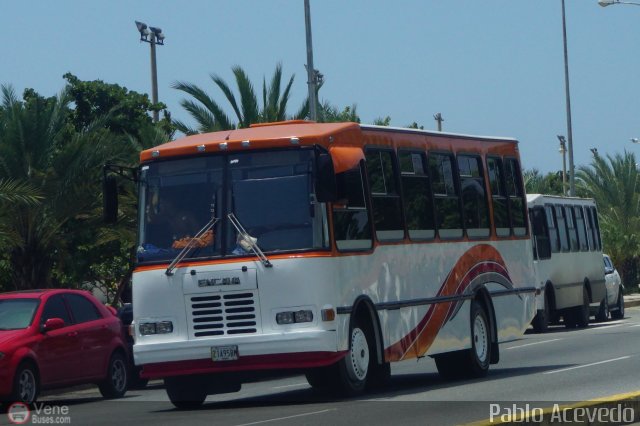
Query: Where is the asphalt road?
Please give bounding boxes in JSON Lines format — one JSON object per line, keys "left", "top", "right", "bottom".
{"left": 3, "top": 307, "right": 640, "bottom": 426}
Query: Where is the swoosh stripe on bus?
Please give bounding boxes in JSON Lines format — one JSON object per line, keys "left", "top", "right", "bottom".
{"left": 383, "top": 244, "right": 512, "bottom": 362}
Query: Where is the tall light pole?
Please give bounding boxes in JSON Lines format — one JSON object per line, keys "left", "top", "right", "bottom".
{"left": 558, "top": 135, "right": 568, "bottom": 196}
{"left": 304, "top": 0, "right": 321, "bottom": 121}
{"left": 136, "top": 21, "right": 165, "bottom": 123}
{"left": 560, "top": 0, "right": 576, "bottom": 196}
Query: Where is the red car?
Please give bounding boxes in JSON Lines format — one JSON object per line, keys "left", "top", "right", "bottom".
{"left": 0, "top": 289, "right": 129, "bottom": 405}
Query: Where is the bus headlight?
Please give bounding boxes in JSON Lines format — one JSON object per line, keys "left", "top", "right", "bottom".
{"left": 139, "top": 321, "right": 174, "bottom": 335}
{"left": 276, "top": 310, "right": 313, "bottom": 325}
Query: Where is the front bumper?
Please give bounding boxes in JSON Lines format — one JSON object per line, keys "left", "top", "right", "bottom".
{"left": 135, "top": 329, "right": 342, "bottom": 379}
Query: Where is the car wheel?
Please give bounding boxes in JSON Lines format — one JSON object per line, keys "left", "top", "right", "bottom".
{"left": 165, "top": 376, "right": 208, "bottom": 409}
{"left": 611, "top": 291, "right": 625, "bottom": 320}
{"left": 99, "top": 352, "right": 128, "bottom": 399}
{"left": 596, "top": 297, "right": 609, "bottom": 322}
{"left": 11, "top": 362, "right": 39, "bottom": 405}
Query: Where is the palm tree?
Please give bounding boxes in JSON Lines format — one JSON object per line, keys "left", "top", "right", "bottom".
{"left": 577, "top": 151, "right": 640, "bottom": 286}
{"left": 0, "top": 85, "right": 125, "bottom": 290}
{"left": 172, "top": 63, "right": 307, "bottom": 134}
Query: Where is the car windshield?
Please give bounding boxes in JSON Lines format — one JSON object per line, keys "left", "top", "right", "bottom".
{"left": 0, "top": 299, "right": 39, "bottom": 330}
{"left": 137, "top": 148, "right": 329, "bottom": 263}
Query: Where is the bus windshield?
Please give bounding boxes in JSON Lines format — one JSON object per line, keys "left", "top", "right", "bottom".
{"left": 136, "top": 148, "right": 328, "bottom": 263}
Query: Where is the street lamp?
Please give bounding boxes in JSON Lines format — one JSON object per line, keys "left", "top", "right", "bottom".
{"left": 599, "top": 0, "right": 640, "bottom": 6}
{"left": 135, "top": 20, "right": 165, "bottom": 123}
{"left": 557, "top": 135, "right": 568, "bottom": 196}
{"left": 631, "top": 138, "right": 640, "bottom": 144}
{"left": 304, "top": 0, "right": 322, "bottom": 121}
{"left": 560, "top": 0, "right": 576, "bottom": 196}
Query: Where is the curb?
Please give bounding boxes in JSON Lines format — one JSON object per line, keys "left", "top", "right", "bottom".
{"left": 465, "top": 391, "right": 640, "bottom": 426}
{"left": 624, "top": 298, "right": 640, "bottom": 309}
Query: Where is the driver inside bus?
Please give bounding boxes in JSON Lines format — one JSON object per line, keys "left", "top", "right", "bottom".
{"left": 146, "top": 195, "right": 214, "bottom": 250}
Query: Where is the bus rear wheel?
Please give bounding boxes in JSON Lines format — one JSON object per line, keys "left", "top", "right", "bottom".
{"left": 435, "top": 299, "right": 491, "bottom": 379}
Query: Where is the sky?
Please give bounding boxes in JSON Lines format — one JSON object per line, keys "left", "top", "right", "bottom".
{"left": 1, "top": 0, "right": 639, "bottom": 173}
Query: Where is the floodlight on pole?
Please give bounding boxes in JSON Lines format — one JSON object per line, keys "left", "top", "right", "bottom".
{"left": 135, "top": 20, "right": 165, "bottom": 123}
{"left": 599, "top": 0, "right": 640, "bottom": 6}
{"left": 557, "top": 135, "right": 568, "bottom": 196}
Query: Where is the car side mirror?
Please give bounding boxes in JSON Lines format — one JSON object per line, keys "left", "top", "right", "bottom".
{"left": 604, "top": 267, "right": 614, "bottom": 275}
{"left": 41, "top": 318, "right": 65, "bottom": 333}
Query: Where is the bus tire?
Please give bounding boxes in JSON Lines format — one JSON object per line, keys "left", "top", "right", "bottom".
{"left": 596, "top": 297, "right": 609, "bottom": 322}
{"left": 165, "top": 376, "right": 207, "bottom": 410}
{"left": 465, "top": 299, "right": 491, "bottom": 377}
{"left": 575, "top": 287, "right": 590, "bottom": 328}
{"left": 611, "top": 292, "right": 625, "bottom": 320}
{"left": 532, "top": 290, "right": 550, "bottom": 333}
{"left": 305, "top": 365, "right": 337, "bottom": 392}
{"left": 435, "top": 299, "right": 491, "bottom": 379}
{"left": 335, "top": 316, "right": 373, "bottom": 395}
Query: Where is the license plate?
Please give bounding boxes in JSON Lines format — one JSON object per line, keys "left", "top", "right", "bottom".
{"left": 211, "top": 345, "right": 239, "bottom": 361}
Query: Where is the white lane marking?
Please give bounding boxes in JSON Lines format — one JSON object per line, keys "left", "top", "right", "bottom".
{"left": 589, "top": 323, "right": 627, "bottom": 330}
{"left": 234, "top": 409, "right": 336, "bottom": 426}
{"left": 543, "top": 356, "right": 631, "bottom": 375}
{"left": 628, "top": 324, "right": 640, "bottom": 328}
{"left": 506, "top": 339, "right": 561, "bottom": 350}
{"left": 272, "top": 382, "right": 308, "bottom": 390}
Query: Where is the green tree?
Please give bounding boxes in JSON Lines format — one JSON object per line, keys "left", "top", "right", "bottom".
{"left": 523, "top": 169, "right": 564, "bottom": 195}
{"left": 577, "top": 151, "right": 640, "bottom": 289}
{"left": 319, "top": 102, "right": 360, "bottom": 123}
{"left": 63, "top": 73, "right": 173, "bottom": 138}
{"left": 0, "top": 85, "right": 124, "bottom": 290}
{"left": 173, "top": 63, "right": 308, "bottom": 134}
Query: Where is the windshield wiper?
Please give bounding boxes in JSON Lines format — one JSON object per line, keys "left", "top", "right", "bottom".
{"left": 165, "top": 216, "right": 219, "bottom": 276}
{"left": 227, "top": 213, "right": 273, "bottom": 268}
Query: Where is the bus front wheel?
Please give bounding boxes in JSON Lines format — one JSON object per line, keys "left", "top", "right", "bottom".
{"left": 165, "top": 376, "right": 207, "bottom": 410}
{"left": 335, "top": 317, "right": 373, "bottom": 395}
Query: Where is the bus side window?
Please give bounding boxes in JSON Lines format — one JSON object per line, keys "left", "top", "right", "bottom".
{"left": 555, "top": 205, "right": 570, "bottom": 252}
{"left": 365, "top": 149, "right": 404, "bottom": 242}
{"left": 545, "top": 205, "right": 560, "bottom": 253}
{"left": 333, "top": 163, "right": 373, "bottom": 251}
{"left": 458, "top": 155, "right": 490, "bottom": 238}
{"left": 504, "top": 158, "right": 527, "bottom": 236}
{"left": 591, "top": 206, "right": 602, "bottom": 251}
{"left": 429, "top": 153, "right": 463, "bottom": 239}
{"left": 584, "top": 206, "right": 595, "bottom": 251}
{"left": 487, "top": 157, "right": 510, "bottom": 237}
{"left": 398, "top": 150, "right": 435, "bottom": 240}
{"left": 530, "top": 206, "right": 551, "bottom": 260}
{"left": 574, "top": 206, "right": 589, "bottom": 251}
{"left": 566, "top": 205, "right": 579, "bottom": 252}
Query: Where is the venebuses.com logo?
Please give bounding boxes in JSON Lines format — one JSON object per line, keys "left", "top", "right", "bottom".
{"left": 6, "top": 402, "right": 71, "bottom": 424}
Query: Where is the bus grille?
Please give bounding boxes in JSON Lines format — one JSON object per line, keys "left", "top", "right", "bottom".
{"left": 187, "top": 292, "right": 259, "bottom": 338}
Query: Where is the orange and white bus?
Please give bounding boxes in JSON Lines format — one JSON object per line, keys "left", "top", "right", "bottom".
{"left": 106, "top": 121, "right": 537, "bottom": 408}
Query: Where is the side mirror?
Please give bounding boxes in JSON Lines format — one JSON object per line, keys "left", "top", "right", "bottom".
{"left": 314, "top": 145, "right": 337, "bottom": 203}
{"left": 604, "top": 267, "right": 614, "bottom": 275}
{"left": 42, "top": 318, "right": 65, "bottom": 333}
{"left": 103, "top": 174, "right": 118, "bottom": 224}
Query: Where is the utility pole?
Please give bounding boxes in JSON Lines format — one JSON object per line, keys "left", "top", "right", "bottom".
{"left": 304, "top": 0, "right": 318, "bottom": 121}
{"left": 434, "top": 113, "right": 444, "bottom": 131}
{"left": 560, "top": 0, "right": 575, "bottom": 196}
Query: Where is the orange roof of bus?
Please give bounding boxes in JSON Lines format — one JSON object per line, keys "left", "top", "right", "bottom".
{"left": 140, "top": 121, "right": 361, "bottom": 162}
